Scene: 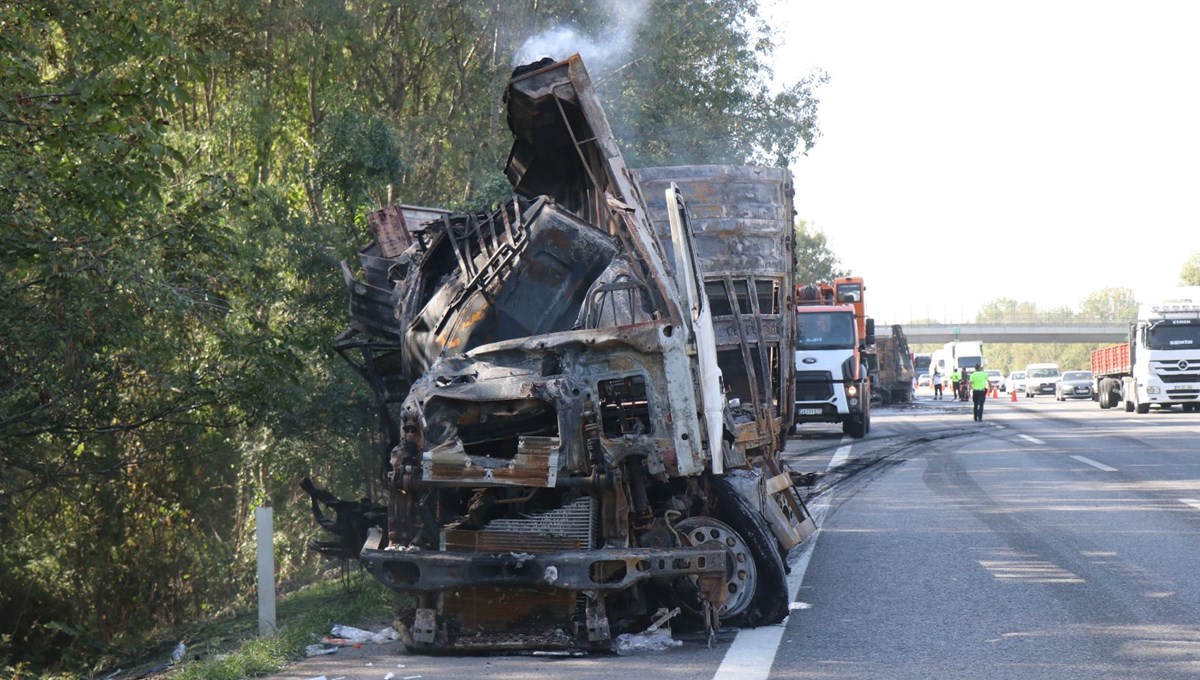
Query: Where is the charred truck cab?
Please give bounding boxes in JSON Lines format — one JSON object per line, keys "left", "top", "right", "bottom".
{"left": 307, "top": 56, "right": 814, "bottom": 653}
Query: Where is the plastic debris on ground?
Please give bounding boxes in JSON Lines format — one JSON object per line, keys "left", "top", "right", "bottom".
{"left": 614, "top": 628, "right": 683, "bottom": 655}
{"left": 171, "top": 642, "right": 187, "bottom": 664}
{"left": 304, "top": 644, "right": 338, "bottom": 657}
{"left": 328, "top": 623, "right": 400, "bottom": 644}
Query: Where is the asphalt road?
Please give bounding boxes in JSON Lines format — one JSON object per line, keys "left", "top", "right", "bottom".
{"left": 268, "top": 391, "right": 1200, "bottom": 680}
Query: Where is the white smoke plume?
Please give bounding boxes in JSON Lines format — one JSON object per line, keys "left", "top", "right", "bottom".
{"left": 514, "top": 0, "right": 649, "bottom": 73}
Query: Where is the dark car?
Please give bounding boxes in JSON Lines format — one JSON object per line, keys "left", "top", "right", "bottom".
{"left": 1056, "top": 370, "right": 1094, "bottom": 400}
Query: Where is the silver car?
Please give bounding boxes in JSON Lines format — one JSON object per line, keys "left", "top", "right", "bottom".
{"left": 1056, "top": 370, "right": 1094, "bottom": 400}
{"left": 986, "top": 369, "right": 1005, "bottom": 391}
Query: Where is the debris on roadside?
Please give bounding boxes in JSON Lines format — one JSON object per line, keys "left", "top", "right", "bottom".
{"left": 613, "top": 607, "right": 683, "bottom": 655}
{"left": 613, "top": 629, "right": 682, "bottom": 655}
{"left": 326, "top": 624, "right": 400, "bottom": 644}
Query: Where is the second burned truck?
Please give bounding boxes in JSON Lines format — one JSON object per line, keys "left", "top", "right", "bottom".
{"left": 305, "top": 56, "right": 815, "bottom": 653}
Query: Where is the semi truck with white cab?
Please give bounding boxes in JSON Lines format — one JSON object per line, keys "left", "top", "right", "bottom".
{"left": 1092, "top": 287, "right": 1200, "bottom": 413}
{"left": 793, "top": 284, "right": 874, "bottom": 438}
{"left": 930, "top": 340, "right": 985, "bottom": 377}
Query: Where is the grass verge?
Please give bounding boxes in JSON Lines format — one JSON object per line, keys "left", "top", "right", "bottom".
{"left": 171, "top": 571, "right": 394, "bottom": 680}
{"left": 76, "top": 571, "right": 397, "bottom": 680}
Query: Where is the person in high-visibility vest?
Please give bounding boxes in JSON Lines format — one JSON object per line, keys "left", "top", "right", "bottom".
{"left": 950, "top": 369, "right": 961, "bottom": 400}
{"left": 969, "top": 363, "right": 990, "bottom": 421}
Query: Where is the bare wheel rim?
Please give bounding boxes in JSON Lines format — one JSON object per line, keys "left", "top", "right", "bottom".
{"left": 676, "top": 516, "right": 758, "bottom": 617}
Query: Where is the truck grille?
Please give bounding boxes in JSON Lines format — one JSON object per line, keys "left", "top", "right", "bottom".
{"left": 1152, "top": 360, "right": 1200, "bottom": 383}
{"left": 795, "top": 371, "right": 834, "bottom": 401}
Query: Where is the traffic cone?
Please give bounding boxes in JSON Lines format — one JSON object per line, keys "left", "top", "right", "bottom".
{"left": 991, "top": 386, "right": 998, "bottom": 399}
{"left": 1010, "top": 388, "right": 1017, "bottom": 402}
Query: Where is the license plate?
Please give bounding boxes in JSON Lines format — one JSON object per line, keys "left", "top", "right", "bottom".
{"left": 799, "top": 408, "right": 822, "bottom": 415}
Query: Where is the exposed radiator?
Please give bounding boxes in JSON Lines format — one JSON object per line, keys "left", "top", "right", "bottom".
{"left": 483, "top": 496, "right": 595, "bottom": 549}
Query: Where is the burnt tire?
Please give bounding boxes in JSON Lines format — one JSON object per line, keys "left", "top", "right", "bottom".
{"left": 704, "top": 475, "right": 789, "bottom": 627}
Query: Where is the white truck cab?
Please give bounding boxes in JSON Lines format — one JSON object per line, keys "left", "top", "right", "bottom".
{"left": 793, "top": 305, "right": 872, "bottom": 438}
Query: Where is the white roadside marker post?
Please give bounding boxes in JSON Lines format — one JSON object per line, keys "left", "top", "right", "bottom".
{"left": 256, "top": 506, "right": 277, "bottom": 635}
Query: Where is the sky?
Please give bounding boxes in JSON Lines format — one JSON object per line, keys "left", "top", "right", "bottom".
{"left": 763, "top": 0, "right": 1200, "bottom": 324}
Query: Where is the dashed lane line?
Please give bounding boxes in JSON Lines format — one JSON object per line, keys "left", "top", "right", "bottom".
{"left": 1180, "top": 499, "right": 1200, "bottom": 512}
{"left": 1019, "top": 434, "right": 1046, "bottom": 445}
{"left": 1070, "top": 455, "right": 1117, "bottom": 472}
{"left": 827, "top": 437, "right": 853, "bottom": 469}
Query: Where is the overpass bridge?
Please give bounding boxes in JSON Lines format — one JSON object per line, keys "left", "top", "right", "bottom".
{"left": 880, "top": 321, "right": 1128, "bottom": 344}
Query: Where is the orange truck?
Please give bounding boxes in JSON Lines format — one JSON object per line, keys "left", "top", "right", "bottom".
{"left": 793, "top": 280, "right": 875, "bottom": 437}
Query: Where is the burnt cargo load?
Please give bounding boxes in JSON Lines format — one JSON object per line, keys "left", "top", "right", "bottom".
{"left": 310, "top": 55, "right": 815, "bottom": 653}
{"left": 634, "top": 166, "right": 797, "bottom": 458}
{"left": 874, "top": 325, "right": 914, "bottom": 405}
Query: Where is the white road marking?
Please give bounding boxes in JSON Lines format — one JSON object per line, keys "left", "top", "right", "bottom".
{"left": 827, "top": 437, "right": 853, "bottom": 469}
{"left": 1070, "top": 455, "right": 1117, "bottom": 472}
{"left": 1019, "top": 434, "right": 1046, "bottom": 445}
{"left": 1180, "top": 499, "right": 1200, "bottom": 512}
{"left": 711, "top": 441, "right": 848, "bottom": 679}
{"left": 712, "top": 503, "right": 826, "bottom": 680}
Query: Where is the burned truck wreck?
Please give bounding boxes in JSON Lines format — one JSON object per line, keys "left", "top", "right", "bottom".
{"left": 309, "top": 55, "right": 814, "bottom": 652}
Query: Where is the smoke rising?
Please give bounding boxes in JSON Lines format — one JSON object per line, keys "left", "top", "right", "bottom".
{"left": 514, "top": 1, "right": 648, "bottom": 73}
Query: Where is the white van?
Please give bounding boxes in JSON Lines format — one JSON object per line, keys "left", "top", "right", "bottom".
{"left": 1024, "top": 363, "right": 1061, "bottom": 397}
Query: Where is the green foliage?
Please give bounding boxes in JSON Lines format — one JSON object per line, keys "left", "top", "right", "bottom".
{"left": 1079, "top": 288, "right": 1138, "bottom": 322}
{"left": 600, "top": 0, "right": 826, "bottom": 167}
{"left": 1181, "top": 251, "right": 1200, "bottom": 286}
{"left": 794, "top": 219, "right": 848, "bottom": 284}
{"left": 312, "top": 108, "right": 405, "bottom": 220}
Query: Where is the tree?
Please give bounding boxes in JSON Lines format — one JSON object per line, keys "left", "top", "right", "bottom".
{"left": 597, "top": 0, "right": 826, "bottom": 168}
{"left": 794, "top": 219, "right": 847, "bottom": 283}
{"left": 1079, "top": 287, "right": 1137, "bottom": 322}
{"left": 1181, "top": 251, "right": 1200, "bottom": 286}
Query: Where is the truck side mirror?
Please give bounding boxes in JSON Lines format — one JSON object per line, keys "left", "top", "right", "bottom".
{"left": 864, "top": 318, "right": 875, "bottom": 346}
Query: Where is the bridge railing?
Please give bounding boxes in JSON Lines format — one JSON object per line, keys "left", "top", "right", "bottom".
{"left": 878, "top": 315, "right": 1130, "bottom": 327}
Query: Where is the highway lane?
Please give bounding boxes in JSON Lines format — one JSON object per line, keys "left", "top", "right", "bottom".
{"left": 266, "top": 395, "right": 1200, "bottom": 680}
{"left": 772, "top": 394, "right": 1200, "bottom": 679}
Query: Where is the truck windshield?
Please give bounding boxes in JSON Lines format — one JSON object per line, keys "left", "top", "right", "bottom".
{"left": 957, "top": 357, "right": 981, "bottom": 369}
{"left": 1146, "top": 320, "right": 1200, "bottom": 350}
{"left": 836, "top": 284, "right": 862, "bottom": 303}
{"left": 797, "top": 312, "right": 855, "bottom": 349}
